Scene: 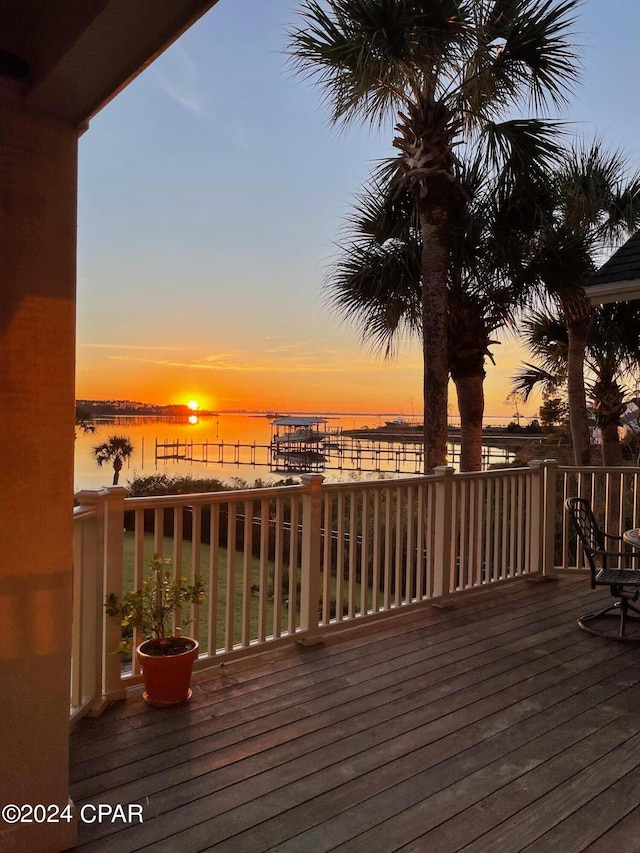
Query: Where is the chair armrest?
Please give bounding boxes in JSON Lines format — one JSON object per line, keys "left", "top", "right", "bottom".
{"left": 596, "top": 548, "right": 640, "bottom": 561}
{"left": 603, "top": 532, "right": 625, "bottom": 542}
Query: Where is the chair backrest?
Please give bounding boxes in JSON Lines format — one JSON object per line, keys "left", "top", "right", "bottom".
{"left": 564, "top": 496, "right": 605, "bottom": 582}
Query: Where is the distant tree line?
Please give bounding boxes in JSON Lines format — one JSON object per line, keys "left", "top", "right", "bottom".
{"left": 76, "top": 399, "right": 194, "bottom": 417}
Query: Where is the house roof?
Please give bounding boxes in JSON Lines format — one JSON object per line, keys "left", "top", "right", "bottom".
{"left": 586, "top": 230, "right": 640, "bottom": 304}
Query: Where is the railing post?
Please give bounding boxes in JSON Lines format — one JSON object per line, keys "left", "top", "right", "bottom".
{"left": 71, "top": 494, "right": 103, "bottom": 717}
{"left": 432, "top": 466, "right": 454, "bottom": 603}
{"left": 75, "top": 487, "right": 128, "bottom": 712}
{"left": 73, "top": 489, "right": 106, "bottom": 715}
{"left": 527, "top": 461, "right": 544, "bottom": 577}
{"left": 528, "top": 460, "right": 558, "bottom": 579}
{"left": 297, "top": 473, "right": 324, "bottom": 645}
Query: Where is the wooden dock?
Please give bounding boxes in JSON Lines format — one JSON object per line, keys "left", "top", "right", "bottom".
{"left": 154, "top": 433, "right": 517, "bottom": 475}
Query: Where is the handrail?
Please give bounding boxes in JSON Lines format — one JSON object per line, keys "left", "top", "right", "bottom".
{"left": 72, "top": 504, "right": 97, "bottom": 521}
{"left": 123, "top": 481, "right": 308, "bottom": 510}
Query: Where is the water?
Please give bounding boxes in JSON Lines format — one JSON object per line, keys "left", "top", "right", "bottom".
{"left": 74, "top": 412, "right": 517, "bottom": 493}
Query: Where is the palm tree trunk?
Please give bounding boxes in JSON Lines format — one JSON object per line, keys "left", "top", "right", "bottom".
{"left": 562, "top": 295, "right": 592, "bottom": 466}
{"left": 452, "top": 370, "right": 485, "bottom": 472}
{"left": 593, "top": 377, "right": 626, "bottom": 467}
{"left": 419, "top": 203, "right": 450, "bottom": 472}
{"left": 601, "top": 423, "right": 624, "bottom": 467}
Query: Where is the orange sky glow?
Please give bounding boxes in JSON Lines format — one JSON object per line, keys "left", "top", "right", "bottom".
{"left": 75, "top": 336, "right": 538, "bottom": 422}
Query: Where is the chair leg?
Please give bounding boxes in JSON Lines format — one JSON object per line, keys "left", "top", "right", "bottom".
{"left": 577, "top": 596, "right": 640, "bottom": 641}
{"left": 627, "top": 600, "right": 640, "bottom": 618}
{"left": 619, "top": 598, "right": 628, "bottom": 640}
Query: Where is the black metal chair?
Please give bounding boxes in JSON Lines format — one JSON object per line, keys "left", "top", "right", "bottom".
{"left": 565, "top": 496, "right": 640, "bottom": 640}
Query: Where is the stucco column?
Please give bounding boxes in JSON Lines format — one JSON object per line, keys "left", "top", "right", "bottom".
{"left": 0, "top": 81, "right": 78, "bottom": 852}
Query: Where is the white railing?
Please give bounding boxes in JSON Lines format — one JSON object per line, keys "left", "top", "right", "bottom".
{"left": 554, "top": 464, "right": 640, "bottom": 569}
{"left": 71, "top": 462, "right": 553, "bottom": 718}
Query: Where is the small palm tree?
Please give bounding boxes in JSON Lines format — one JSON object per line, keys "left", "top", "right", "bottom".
{"left": 92, "top": 435, "right": 134, "bottom": 485}
{"left": 75, "top": 403, "right": 96, "bottom": 437}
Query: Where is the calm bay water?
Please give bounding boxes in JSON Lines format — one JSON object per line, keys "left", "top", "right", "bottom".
{"left": 74, "top": 413, "right": 516, "bottom": 493}
{"left": 74, "top": 413, "right": 391, "bottom": 492}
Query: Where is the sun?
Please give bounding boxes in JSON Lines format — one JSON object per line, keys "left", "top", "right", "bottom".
{"left": 186, "top": 400, "right": 200, "bottom": 412}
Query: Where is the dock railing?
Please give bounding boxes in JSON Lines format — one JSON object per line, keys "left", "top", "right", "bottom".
{"left": 72, "top": 460, "right": 636, "bottom": 720}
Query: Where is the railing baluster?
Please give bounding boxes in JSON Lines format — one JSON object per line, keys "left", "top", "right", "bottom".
{"left": 172, "top": 506, "right": 184, "bottom": 635}
{"left": 473, "top": 479, "right": 483, "bottom": 586}
{"left": 360, "top": 490, "right": 369, "bottom": 615}
{"left": 241, "top": 501, "right": 252, "bottom": 648}
{"left": 383, "top": 487, "right": 392, "bottom": 609}
{"left": 516, "top": 474, "right": 524, "bottom": 575}
{"left": 225, "top": 502, "right": 236, "bottom": 652}
{"left": 336, "top": 491, "right": 345, "bottom": 622}
{"left": 208, "top": 503, "right": 219, "bottom": 655}
{"left": 153, "top": 506, "right": 163, "bottom": 556}
{"left": 258, "top": 498, "right": 269, "bottom": 643}
{"left": 416, "top": 483, "right": 425, "bottom": 601}
{"left": 322, "top": 493, "right": 331, "bottom": 625}
{"left": 288, "top": 495, "right": 299, "bottom": 636}
{"left": 394, "top": 486, "right": 402, "bottom": 606}
{"left": 191, "top": 504, "right": 202, "bottom": 644}
{"left": 273, "top": 498, "right": 284, "bottom": 639}
{"left": 405, "top": 486, "right": 414, "bottom": 603}
{"left": 348, "top": 490, "right": 357, "bottom": 618}
{"left": 372, "top": 490, "right": 380, "bottom": 612}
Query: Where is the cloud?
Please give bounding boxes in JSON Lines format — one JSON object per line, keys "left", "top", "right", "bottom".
{"left": 152, "top": 42, "right": 209, "bottom": 117}
{"left": 106, "top": 347, "right": 398, "bottom": 374}
{"left": 78, "top": 343, "right": 181, "bottom": 351}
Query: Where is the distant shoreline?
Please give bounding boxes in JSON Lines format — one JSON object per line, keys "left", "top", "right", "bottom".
{"left": 77, "top": 399, "right": 534, "bottom": 425}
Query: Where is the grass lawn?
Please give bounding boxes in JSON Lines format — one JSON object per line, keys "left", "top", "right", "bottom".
{"left": 117, "top": 531, "right": 366, "bottom": 655}
{"left": 120, "top": 532, "right": 300, "bottom": 652}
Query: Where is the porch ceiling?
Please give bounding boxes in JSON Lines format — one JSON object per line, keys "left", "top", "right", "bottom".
{"left": 0, "top": 0, "right": 220, "bottom": 127}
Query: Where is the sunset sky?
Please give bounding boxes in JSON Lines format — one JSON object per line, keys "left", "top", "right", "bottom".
{"left": 76, "top": 0, "right": 640, "bottom": 420}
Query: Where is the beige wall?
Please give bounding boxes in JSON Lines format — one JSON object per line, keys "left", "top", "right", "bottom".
{"left": 0, "top": 83, "right": 78, "bottom": 852}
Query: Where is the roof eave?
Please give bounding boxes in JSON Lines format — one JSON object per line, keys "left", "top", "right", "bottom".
{"left": 587, "top": 279, "right": 640, "bottom": 305}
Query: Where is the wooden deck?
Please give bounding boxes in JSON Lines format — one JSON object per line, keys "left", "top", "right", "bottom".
{"left": 67, "top": 575, "right": 640, "bottom": 853}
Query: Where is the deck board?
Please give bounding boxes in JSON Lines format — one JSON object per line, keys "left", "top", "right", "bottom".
{"left": 67, "top": 575, "right": 640, "bottom": 853}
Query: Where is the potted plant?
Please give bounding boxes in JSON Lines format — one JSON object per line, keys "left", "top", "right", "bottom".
{"left": 106, "top": 554, "right": 206, "bottom": 706}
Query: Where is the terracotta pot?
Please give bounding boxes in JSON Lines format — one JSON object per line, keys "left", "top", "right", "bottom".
{"left": 136, "top": 637, "right": 199, "bottom": 706}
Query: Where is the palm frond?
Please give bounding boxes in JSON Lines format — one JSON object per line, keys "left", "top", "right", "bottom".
{"left": 481, "top": 118, "right": 567, "bottom": 183}
{"left": 512, "top": 361, "right": 564, "bottom": 401}
{"left": 285, "top": 0, "right": 470, "bottom": 127}
{"left": 486, "top": 0, "right": 582, "bottom": 113}
{"left": 457, "top": 0, "right": 581, "bottom": 122}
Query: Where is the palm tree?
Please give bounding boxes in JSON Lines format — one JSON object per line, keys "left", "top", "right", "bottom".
{"left": 92, "top": 435, "right": 134, "bottom": 485}
{"left": 325, "top": 164, "right": 520, "bottom": 471}
{"left": 513, "top": 303, "right": 640, "bottom": 466}
{"left": 75, "top": 403, "right": 96, "bottom": 437}
{"left": 287, "top": 0, "right": 580, "bottom": 470}
{"left": 509, "top": 141, "right": 640, "bottom": 464}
